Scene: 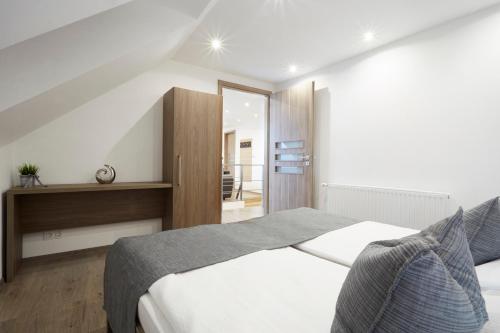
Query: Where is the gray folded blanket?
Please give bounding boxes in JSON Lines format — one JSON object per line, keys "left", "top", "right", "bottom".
{"left": 103, "top": 207, "right": 358, "bottom": 333}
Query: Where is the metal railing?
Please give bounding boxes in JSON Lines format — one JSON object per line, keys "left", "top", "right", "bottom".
{"left": 223, "top": 163, "right": 264, "bottom": 201}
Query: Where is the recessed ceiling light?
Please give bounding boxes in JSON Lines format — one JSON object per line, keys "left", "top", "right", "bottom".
{"left": 289, "top": 65, "right": 297, "bottom": 73}
{"left": 363, "top": 31, "right": 375, "bottom": 42}
{"left": 225, "top": 109, "right": 230, "bottom": 113}
{"left": 211, "top": 38, "right": 222, "bottom": 50}
{"left": 237, "top": 118, "right": 241, "bottom": 123}
{"left": 245, "top": 102, "right": 250, "bottom": 107}
{"left": 254, "top": 113, "right": 258, "bottom": 118}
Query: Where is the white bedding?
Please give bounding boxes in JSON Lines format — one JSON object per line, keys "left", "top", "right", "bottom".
{"left": 483, "top": 290, "right": 500, "bottom": 332}
{"left": 139, "top": 221, "right": 500, "bottom": 333}
{"left": 476, "top": 259, "right": 500, "bottom": 292}
{"left": 140, "top": 289, "right": 500, "bottom": 333}
{"left": 295, "top": 221, "right": 418, "bottom": 267}
{"left": 147, "top": 247, "right": 349, "bottom": 333}
{"left": 139, "top": 293, "right": 175, "bottom": 333}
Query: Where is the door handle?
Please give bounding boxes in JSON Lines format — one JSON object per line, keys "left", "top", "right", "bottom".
{"left": 177, "top": 155, "right": 182, "bottom": 187}
{"left": 303, "top": 154, "right": 311, "bottom": 166}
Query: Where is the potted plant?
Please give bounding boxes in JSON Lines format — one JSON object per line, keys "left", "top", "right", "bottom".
{"left": 18, "top": 162, "right": 40, "bottom": 188}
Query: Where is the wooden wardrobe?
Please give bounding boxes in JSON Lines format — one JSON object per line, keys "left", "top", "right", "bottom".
{"left": 163, "top": 87, "right": 223, "bottom": 229}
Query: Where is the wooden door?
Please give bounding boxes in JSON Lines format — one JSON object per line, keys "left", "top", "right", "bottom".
{"left": 171, "top": 88, "right": 222, "bottom": 228}
{"left": 269, "top": 82, "right": 314, "bottom": 212}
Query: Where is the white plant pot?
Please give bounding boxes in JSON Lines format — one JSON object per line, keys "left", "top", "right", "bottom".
{"left": 20, "top": 175, "right": 35, "bottom": 188}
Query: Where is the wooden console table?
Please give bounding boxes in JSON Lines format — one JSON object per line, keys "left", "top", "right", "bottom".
{"left": 4, "top": 182, "right": 172, "bottom": 282}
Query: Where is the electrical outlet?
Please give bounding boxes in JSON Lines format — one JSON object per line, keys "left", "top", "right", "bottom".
{"left": 43, "top": 231, "right": 62, "bottom": 240}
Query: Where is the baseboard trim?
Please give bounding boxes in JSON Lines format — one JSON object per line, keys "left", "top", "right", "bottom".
{"left": 22, "top": 245, "right": 110, "bottom": 264}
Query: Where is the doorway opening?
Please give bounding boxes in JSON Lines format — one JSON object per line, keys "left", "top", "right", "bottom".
{"left": 219, "top": 81, "right": 271, "bottom": 223}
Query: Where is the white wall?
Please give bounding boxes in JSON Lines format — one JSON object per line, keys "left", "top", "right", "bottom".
{"left": 10, "top": 59, "right": 273, "bottom": 257}
{"left": 280, "top": 6, "right": 500, "bottom": 211}
{"left": 0, "top": 144, "right": 14, "bottom": 278}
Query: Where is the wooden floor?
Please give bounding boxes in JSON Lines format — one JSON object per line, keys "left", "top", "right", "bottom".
{"left": 0, "top": 211, "right": 265, "bottom": 332}
{"left": 0, "top": 247, "right": 108, "bottom": 333}
{"left": 221, "top": 206, "right": 265, "bottom": 224}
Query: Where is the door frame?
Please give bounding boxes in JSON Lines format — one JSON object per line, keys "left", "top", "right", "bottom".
{"left": 218, "top": 80, "right": 272, "bottom": 213}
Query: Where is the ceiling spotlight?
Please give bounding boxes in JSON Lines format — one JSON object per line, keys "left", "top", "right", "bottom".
{"left": 289, "top": 65, "right": 297, "bottom": 73}
{"left": 254, "top": 113, "right": 258, "bottom": 118}
{"left": 225, "top": 109, "right": 230, "bottom": 113}
{"left": 245, "top": 102, "right": 250, "bottom": 107}
{"left": 211, "top": 38, "right": 222, "bottom": 50}
{"left": 363, "top": 31, "right": 375, "bottom": 42}
{"left": 237, "top": 118, "right": 241, "bottom": 123}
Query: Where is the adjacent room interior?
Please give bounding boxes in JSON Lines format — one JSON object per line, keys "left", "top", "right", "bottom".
{"left": 221, "top": 88, "right": 267, "bottom": 223}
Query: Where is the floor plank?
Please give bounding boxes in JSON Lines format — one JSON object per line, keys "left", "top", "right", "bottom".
{"left": 222, "top": 206, "right": 265, "bottom": 224}
{"left": 0, "top": 247, "right": 108, "bottom": 333}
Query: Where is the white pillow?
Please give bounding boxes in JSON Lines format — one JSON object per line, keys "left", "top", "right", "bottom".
{"left": 476, "top": 259, "right": 500, "bottom": 291}
{"left": 294, "top": 221, "right": 418, "bottom": 267}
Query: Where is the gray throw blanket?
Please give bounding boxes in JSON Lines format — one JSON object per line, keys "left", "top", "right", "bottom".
{"left": 104, "top": 208, "right": 358, "bottom": 333}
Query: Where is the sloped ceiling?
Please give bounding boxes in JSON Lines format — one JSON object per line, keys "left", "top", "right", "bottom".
{"left": 173, "top": 0, "right": 500, "bottom": 82}
{"left": 2, "top": 0, "right": 500, "bottom": 147}
{"left": 0, "top": 0, "right": 214, "bottom": 146}
{"left": 0, "top": 0, "right": 134, "bottom": 50}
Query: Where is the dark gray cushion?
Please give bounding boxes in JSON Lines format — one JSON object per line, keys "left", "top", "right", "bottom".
{"left": 463, "top": 197, "right": 500, "bottom": 265}
{"left": 331, "top": 208, "right": 488, "bottom": 333}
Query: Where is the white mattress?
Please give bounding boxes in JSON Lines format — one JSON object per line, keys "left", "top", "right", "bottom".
{"left": 295, "top": 221, "right": 418, "bottom": 267}
{"left": 144, "top": 247, "right": 349, "bottom": 333}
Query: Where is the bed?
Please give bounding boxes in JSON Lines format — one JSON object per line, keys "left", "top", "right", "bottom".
{"left": 104, "top": 208, "right": 500, "bottom": 333}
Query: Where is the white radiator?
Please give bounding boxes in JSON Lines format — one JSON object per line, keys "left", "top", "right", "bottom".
{"left": 321, "top": 184, "right": 451, "bottom": 230}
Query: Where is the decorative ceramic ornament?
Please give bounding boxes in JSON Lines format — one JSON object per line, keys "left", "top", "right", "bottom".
{"left": 95, "top": 165, "right": 116, "bottom": 184}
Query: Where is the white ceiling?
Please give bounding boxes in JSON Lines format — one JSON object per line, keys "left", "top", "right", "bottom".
{"left": 173, "top": 0, "right": 500, "bottom": 83}
{"left": 0, "top": 0, "right": 133, "bottom": 50}
{"left": 159, "top": 0, "right": 217, "bottom": 18}
{"left": 0, "top": 0, "right": 212, "bottom": 146}
{"left": 2, "top": 0, "right": 500, "bottom": 146}
{"left": 0, "top": 0, "right": 215, "bottom": 51}
{"left": 0, "top": 1, "right": 193, "bottom": 112}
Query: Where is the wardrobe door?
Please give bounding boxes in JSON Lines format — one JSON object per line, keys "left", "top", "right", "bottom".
{"left": 172, "top": 88, "right": 222, "bottom": 228}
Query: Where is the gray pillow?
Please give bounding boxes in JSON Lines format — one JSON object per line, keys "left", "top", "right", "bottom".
{"left": 463, "top": 197, "right": 500, "bottom": 265}
{"left": 331, "top": 208, "right": 488, "bottom": 333}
